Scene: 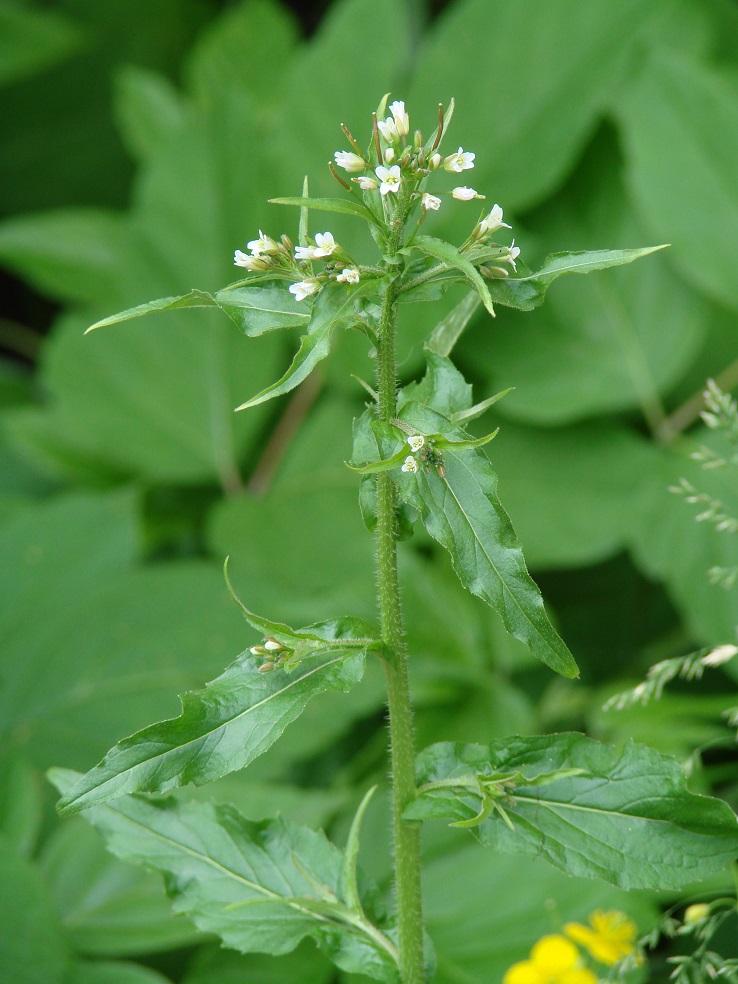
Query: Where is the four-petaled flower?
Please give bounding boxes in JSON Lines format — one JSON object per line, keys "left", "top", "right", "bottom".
{"left": 407, "top": 435, "right": 425, "bottom": 452}
{"left": 375, "top": 164, "right": 402, "bottom": 195}
{"left": 503, "top": 935, "right": 597, "bottom": 984}
{"left": 564, "top": 911, "right": 638, "bottom": 967}
{"left": 337, "top": 267, "right": 360, "bottom": 284}
{"left": 453, "top": 186, "right": 484, "bottom": 201}
{"left": 355, "top": 175, "right": 379, "bottom": 191}
{"left": 422, "top": 192, "right": 442, "bottom": 211}
{"left": 377, "top": 116, "right": 399, "bottom": 143}
{"left": 289, "top": 279, "right": 320, "bottom": 302}
{"left": 334, "top": 150, "right": 366, "bottom": 172}
{"left": 401, "top": 455, "right": 419, "bottom": 473}
{"left": 247, "top": 229, "right": 279, "bottom": 256}
{"left": 480, "top": 203, "right": 512, "bottom": 236}
{"left": 295, "top": 231, "right": 337, "bottom": 261}
{"left": 234, "top": 250, "right": 268, "bottom": 270}
{"left": 504, "top": 240, "right": 521, "bottom": 271}
{"left": 444, "top": 146, "right": 475, "bottom": 172}
{"left": 389, "top": 99, "right": 410, "bottom": 137}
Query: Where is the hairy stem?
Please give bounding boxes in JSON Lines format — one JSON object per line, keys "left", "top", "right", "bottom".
{"left": 375, "top": 211, "right": 425, "bottom": 982}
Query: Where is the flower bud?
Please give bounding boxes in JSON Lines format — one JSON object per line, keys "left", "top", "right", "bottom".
{"left": 429, "top": 153, "right": 442, "bottom": 170}
{"left": 413, "top": 130, "right": 423, "bottom": 150}
{"left": 250, "top": 645, "right": 267, "bottom": 655}
{"left": 684, "top": 903, "right": 710, "bottom": 925}
{"left": 281, "top": 234, "right": 294, "bottom": 252}
{"left": 353, "top": 175, "right": 379, "bottom": 191}
{"left": 263, "top": 638, "right": 283, "bottom": 652}
{"left": 258, "top": 661, "right": 275, "bottom": 673}
{"left": 384, "top": 147, "right": 396, "bottom": 164}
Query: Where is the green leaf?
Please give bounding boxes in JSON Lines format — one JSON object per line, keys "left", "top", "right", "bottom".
{"left": 0, "top": 4, "right": 83, "bottom": 87}
{"left": 484, "top": 246, "right": 667, "bottom": 312}
{"left": 183, "top": 941, "right": 333, "bottom": 984}
{"left": 425, "top": 291, "right": 482, "bottom": 358}
{"left": 85, "top": 289, "right": 220, "bottom": 333}
{"left": 411, "top": 236, "right": 495, "bottom": 316}
{"left": 214, "top": 283, "right": 311, "bottom": 336}
{"left": 235, "top": 280, "right": 377, "bottom": 411}
{"left": 0, "top": 752, "right": 42, "bottom": 857}
{"left": 269, "top": 196, "right": 381, "bottom": 228}
{"left": 450, "top": 389, "right": 513, "bottom": 426}
{"left": 406, "top": 734, "right": 738, "bottom": 890}
{"left": 49, "top": 772, "right": 399, "bottom": 982}
{"left": 65, "top": 961, "right": 171, "bottom": 984}
{"left": 391, "top": 403, "right": 578, "bottom": 678}
{"left": 399, "top": 351, "right": 472, "bottom": 418}
{"left": 56, "top": 645, "right": 367, "bottom": 817}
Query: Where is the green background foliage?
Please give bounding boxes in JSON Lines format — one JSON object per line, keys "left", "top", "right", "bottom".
{"left": 1, "top": 0, "right": 738, "bottom": 980}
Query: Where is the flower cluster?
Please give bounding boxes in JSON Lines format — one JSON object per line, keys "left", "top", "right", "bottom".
{"left": 249, "top": 637, "right": 292, "bottom": 673}
{"left": 503, "top": 910, "right": 640, "bottom": 984}
{"left": 400, "top": 433, "right": 445, "bottom": 477}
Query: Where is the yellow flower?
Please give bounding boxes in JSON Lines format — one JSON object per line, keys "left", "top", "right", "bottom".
{"left": 564, "top": 910, "right": 637, "bottom": 966}
{"left": 503, "top": 935, "right": 598, "bottom": 984}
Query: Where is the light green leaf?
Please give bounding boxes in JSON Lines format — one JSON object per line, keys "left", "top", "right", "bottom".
{"left": 85, "top": 289, "right": 220, "bottom": 333}
{"left": 49, "top": 772, "right": 399, "bottom": 982}
{"left": 392, "top": 403, "right": 578, "bottom": 678}
{"left": 411, "top": 235, "right": 495, "bottom": 316}
{"left": 399, "top": 351, "right": 472, "bottom": 418}
{"left": 424, "top": 291, "right": 482, "bottom": 358}
{"left": 114, "top": 65, "right": 187, "bottom": 165}
{"left": 450, "top": 390, "right": 513, "bottom": 426}
{"left": 406, "top": 734, "right": 738, "bottom": 890}
{"left": 64, "top": 961, "right": 170, "bottom": 984}
{"left": 56, "top": 646, "right": 366, "bottom": 817}
{"left": 484, "top": 246, "right": 667, "bottom": 312}
{"left": 269, "top": 196, "right": 381, "bottom": 227}
{"left": 215, "top": 283, "right": 310, "bottom": 336}
{"left": 0, "top": 752, "right": 42, "bottom": 857}
{"left": 236, "top": 280, "right": 378, "bottom": 410}
{"left": 183, "top": 941, "right": 332, "bottom": 984}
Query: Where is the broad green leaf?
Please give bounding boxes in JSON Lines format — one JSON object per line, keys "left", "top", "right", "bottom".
{"left": 56, "top": 645, "right": 367, "bottom": 817}
{"left": 615, "top": 47, "right": 738, "bottom": 311}
{"left": 65, "top": 961, "right": 170, "bottom": 984}
{"left": 411, "top": 235, "right": 495, "bottom": 316}
{"left": 236, "top": 281, "right": 377, "bottom": 411}
{"left": 399, "top": 351, "right": 472, "bottom": 418}
{"left": 408, "top": 0, "right": 658, "bottom": 210}
{"left": 86, "top": 289, "right": 220, "bottom": 333}
{"left": 269, "top": 196, "right": 381, "bottom": 227}
{"left": 114, "top": 65, "right": 187, "bottom": 164}
{"left": 406, "top": 734, "right": 738, "bottom": 890}
{"left": 39, "top": 819, "right": 202, "bottom": 957}
{"left": 390, "top": 402, "right": 578, "bottom": 678}
{"left": 0, "top": 4, "right": 83, "bottom": 87}
{"left": 0, "top": 837, "right": 69, "bottom": 984}
{"left": 484, "top": 246, "right": 667, "bottom": 312}
{"left": 0, "top": 752, "right": 42, "bottom": 857}
{"left": 214, "top": 283, "right": 310, "bottom": 336}
{"left": 49, "top": 772, "right": 399, "bottom": 982}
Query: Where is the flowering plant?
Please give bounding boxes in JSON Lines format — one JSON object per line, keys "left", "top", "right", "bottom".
{"left": 48, "top": 96, "right": 738, "bottom": 984}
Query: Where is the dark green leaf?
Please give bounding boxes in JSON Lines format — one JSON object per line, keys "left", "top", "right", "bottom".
{"left": 399, "top": 352, "right": 472, "bottom": 418}
{"left": 406, "top": 734, "right": 738, "bottom": 890}
{"left": 235, "top": 280, "right": 377, "bottom": 411}
{"left": 0, "top": 4, "right": 83, "bottom": 87}
{"left": 49, "top": 772, "right": 399, "bottom": 982}
{"left": 411, "top": 236, "right": 495, "bottom": 316}
{"left": 56, "top": 648, "right": 366, "bottom": 817}
{"left": 392, "top": 403, "right": 578, "bottom": 678}
{"left": 215, "top": 283, "right": 310, "bottom": 335}
{"left": 269, "top": 196, "right": 381, "bottom": 227}
{"left": 484, "top": 246, "right": 667, "bottom": 312}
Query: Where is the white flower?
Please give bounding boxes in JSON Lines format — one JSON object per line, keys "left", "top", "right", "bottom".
{"left": 377, "top": 116, "right": 399, "bottom": 143}
{"left": 452, "top": 186, "right": 484, "bottom": 201}
{"left": 383, "top": 147, "right": 396, "bottom": 164}
{"left": 289, "top": 279, "right": 320, "bottom": 302}
{"left": 480, "top": 204, "right": 512, "bottom": 236}
{"left": 334, "top": 150, "right": 366, "bottom": 172}
{"left": 375, "top": 164, "right": 402, "bottom": 195}
{"left": 247, "top": 229, "right": 279, "bottom": 256}
{"left": 504, "top": 240, "right": 521, "bottom": 272}
{"left": 295, "top": 231, "right": 337, "bottom": 261}
{"left": 234, "top": 249, "right": 268, "bottom": 270}
{"left": 407, "top": 435, "right": 425, "bottom": 452}
{"left": 354, "top": 175, "right": 379, "bottom": 191}
{"left": 444, "top": 147, "right": 475, "bottom": 172}
{"left": 389, "top": 100, "right": 410, "bottom": 137}
{"left": 421, "top": 192, "right": 442, "bottom": 211}
{"left": 428, "top": 153, "right": 442, "bottom": 170}
{"left": 337, "top": 267, "right": 360, "bottom": 284}
{"left": 702, "top": 644, "right": 738, "bottom": 667}
{"left": 401, "top": 455, "right": 419, "bottom": 473}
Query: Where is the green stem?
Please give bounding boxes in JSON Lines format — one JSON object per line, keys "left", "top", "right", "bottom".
{"left": 375, "top": 210, "right": 425, "bottom": 983}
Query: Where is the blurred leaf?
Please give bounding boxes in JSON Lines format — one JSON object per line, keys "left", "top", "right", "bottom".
{"left": 270, "top": 196, "right": 382, "bottom": 227}
{"left": 57, "top": 649, "right": 366, "bottom": 816}
{"left": 113, "top": 65, "right": 187, "bottom": 164}
{"left": 0, "top": 836, "right": 69, "bottom": 984}
{"left": 64, "top": 961, "right": 171, "bottom": 984}
{"left": 50, "top": 773, "right": 399, "bottom": 982}
{"left": 182, "top": 941, "right": 332, "bottom": 984}
{"left": 0, "top": 751, "right": 42, "bottom": 857}
{"left": 409, "top": 0, "right": 657, "bottom": 211}
{"left": 407, "top": 734, "right": 738, "bottom": 889}
{"left": 616, "top": 47, "right": 738, "bottom": 311}
{"left": 0, "top": 491, "right": 248, "bottom": 772}
{"left": 39, "top": 819, "right": 202, "bottom": 957}
{"left": 0, "top": 2, "right": 84, "bottom": 87}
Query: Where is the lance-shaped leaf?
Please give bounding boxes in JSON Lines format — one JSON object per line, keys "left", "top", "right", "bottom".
{"left": 425, "top": 290, "right": 484, "bottom": 357}
{"left": 389, "top": 401, "right": 578, "bottom": 678}
{"left": 49, "top": 772, "right": 400, "bottom": 982}
{"left": 236, "top": 280, "right": 378, "bottom": 411}
{"left": 269, "top": 196, "right": 382, "bottom": 228}
{"left": 405, "top": 735, "right": 738, "bottom": 891}
{"left": 411, "top": 235, "right": 495, "bottom": 316}
{"left": 214, "top": 283, "right": 310, "bottom": 336}
{"left": 483, "top": 246, "right": 668, "bottom": 312}
{"left": 56, "top": 587, "right": 380, "bottom": 817}
{"left": 85, "top": 289, "right": 221, "bottom": 333}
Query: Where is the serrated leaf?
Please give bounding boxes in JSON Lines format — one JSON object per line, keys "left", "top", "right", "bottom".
{"left": 236, "top": 280, "right": 378, "bottom": 411}
{"left": 484, "top": 246, "right": 667, "bottom": 312}
{"left": 411, "top": 236, "right": 495, "bottom": 316}
{"left": 49, "top": 772, "right": 399, "bottom": 982}
{"left": 56, "top": 646, "right": 367, "bottom": 817}
{"left": 391, "top": 402, "right": 578, "bottom": 678}
{"left": 214, "top": 283, "right": 310, "bottom": 336}
{"left": 269, "top": 195, "right": 382, "bottom": 227}
{"left": 406, "top": 734, "right": 738, "bottom": 890}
